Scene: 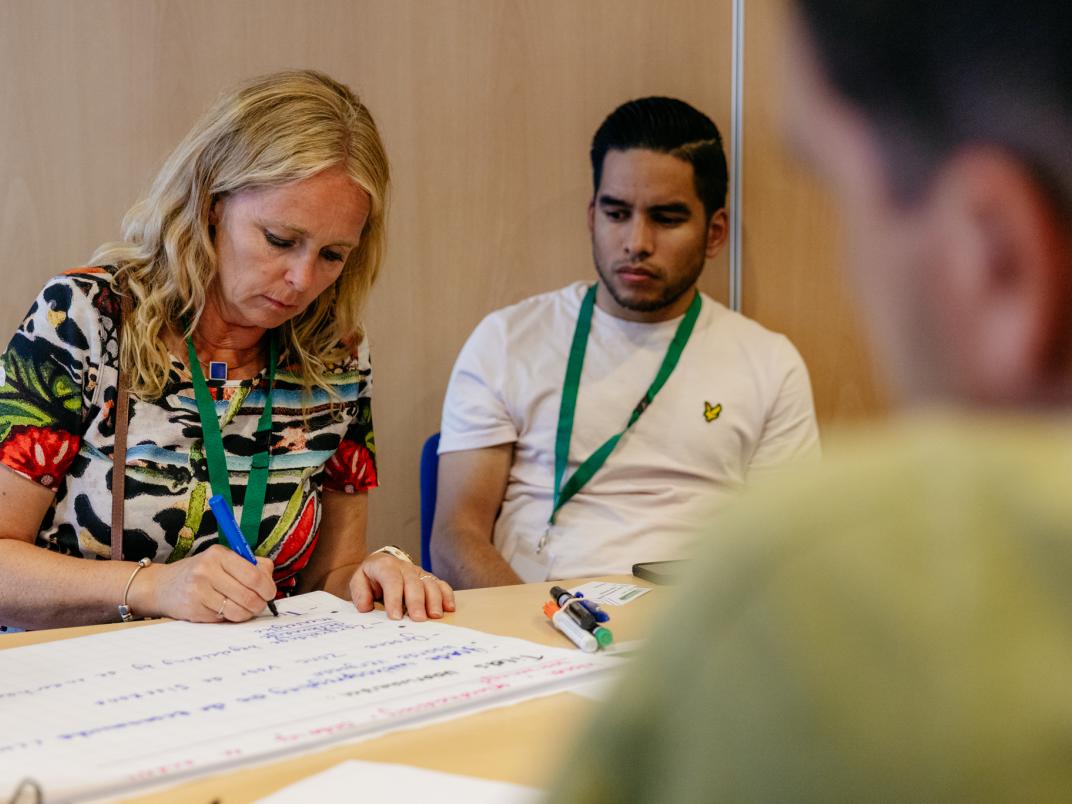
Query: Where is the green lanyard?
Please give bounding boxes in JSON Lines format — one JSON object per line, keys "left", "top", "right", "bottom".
{"left": 550, "top": 283, "right": 702, "bottom": 527}
{"left": 185, "top": 332, "right": 277, "bottom": 549}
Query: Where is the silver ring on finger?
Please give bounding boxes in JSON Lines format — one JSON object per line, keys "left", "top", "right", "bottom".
{"left": 216, "top": 597, "right": 228, "bottom": 619}
{"left": 418, "top": 573, "right": 436, "bottom": 582}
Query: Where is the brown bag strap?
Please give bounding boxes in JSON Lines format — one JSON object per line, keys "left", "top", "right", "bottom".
{"left": 111, "top": 285, "right": 132, "bottom": 562}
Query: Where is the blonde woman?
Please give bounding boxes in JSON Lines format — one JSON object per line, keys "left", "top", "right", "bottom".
{"left": 0, "top": 70, "right": 453, "bottom": 630}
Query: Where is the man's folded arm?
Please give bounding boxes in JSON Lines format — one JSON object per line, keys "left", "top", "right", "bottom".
{"left": 429, "top": 444, "right": 522, "bottom": 589}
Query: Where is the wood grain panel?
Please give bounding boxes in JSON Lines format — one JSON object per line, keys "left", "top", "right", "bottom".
{"left": 0, "top": 0, "right": 732, "bottom": 559}
{"left": 740, "top": 0, "right": 888, "bottom": 424}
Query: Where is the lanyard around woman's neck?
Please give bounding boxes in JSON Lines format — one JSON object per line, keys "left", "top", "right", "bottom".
{"left": 185, "top": 332, "right": 278, "bottom": 548}
{"left": 550, "top": 283, "right": 702, "bottom": 526}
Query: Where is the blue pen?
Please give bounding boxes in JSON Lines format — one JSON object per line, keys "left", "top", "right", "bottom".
{"left": 208, "top": 494, "right": 279, "bottom": 616}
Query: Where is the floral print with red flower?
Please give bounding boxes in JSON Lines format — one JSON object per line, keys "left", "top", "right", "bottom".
{"left": 0, "top": 268, "right": 377, "bottom": 596}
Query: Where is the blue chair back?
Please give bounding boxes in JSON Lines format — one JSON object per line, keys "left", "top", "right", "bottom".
{"left": 419, "top": 432, "right": 441, "bottom": 572}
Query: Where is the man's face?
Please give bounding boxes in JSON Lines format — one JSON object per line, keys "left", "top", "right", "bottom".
{"left": 784, "top": 19, "right": 955, "bottom": 403}
{"left": 588, "top": 148, "right": 727, "bottom": 323}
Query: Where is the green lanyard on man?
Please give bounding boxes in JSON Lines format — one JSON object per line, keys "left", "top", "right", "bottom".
{"left": 542, "top": 283, "right": 701, "bottom": 552}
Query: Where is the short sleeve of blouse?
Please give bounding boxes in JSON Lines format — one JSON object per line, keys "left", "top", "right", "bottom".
{"left": 0, "top": 270, "right": 113, "bottom": 490}
{"left": 322, "top": 335, "right": 378, "bottom": 493}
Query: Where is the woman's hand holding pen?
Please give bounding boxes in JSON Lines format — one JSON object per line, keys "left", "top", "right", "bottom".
{"left": 129, "top": 545, "right": 277, "bottom": 623}
{"left": 350, "top": 553, "right": 456, "bottom": 622}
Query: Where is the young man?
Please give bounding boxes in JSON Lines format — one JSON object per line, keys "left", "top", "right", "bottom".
{"left": 433, "top": 97, "right": 819, "bottom": 587}
{"left": 549, "top": 2, "right": 1072, "bottom": 802}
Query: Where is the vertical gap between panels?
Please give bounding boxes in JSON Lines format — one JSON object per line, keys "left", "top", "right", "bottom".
{"left": 729, "top": 0, "right": 745, "bottom": 311}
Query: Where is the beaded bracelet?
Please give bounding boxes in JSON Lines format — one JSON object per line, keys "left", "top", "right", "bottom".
{"left": 117, "top": 557, "right": 152, "bottom": 622}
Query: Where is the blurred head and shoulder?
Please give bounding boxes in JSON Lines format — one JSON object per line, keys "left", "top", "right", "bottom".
{"left": 93, "top": 68, "right": 390, "bottom": 399}
{"left": 790, "top": 0, "right": 1072, "bottom": 407}
{"left": 549, "top": 4, "right": 1072, "bottom": 803}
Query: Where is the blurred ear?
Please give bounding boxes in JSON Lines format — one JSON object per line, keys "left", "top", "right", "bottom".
{"left": 705, "top": 209, "right": 729, "bottom": 258}
{"left": 587, "top": 199, "right": 595, "bottom": 235}
{"left": 925, "top": 147, "right": 1071, "bottom": 401}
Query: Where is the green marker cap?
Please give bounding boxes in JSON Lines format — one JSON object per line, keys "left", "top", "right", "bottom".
{"left": 593, "top": 625, "right": 614, "bottom": 647}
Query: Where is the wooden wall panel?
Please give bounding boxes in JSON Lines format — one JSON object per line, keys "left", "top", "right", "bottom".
{"left": 0, "top": 0, "right": 732, "bottom": 559}
{"left": 741, "top": 0, "right": 888, "bottom": 423}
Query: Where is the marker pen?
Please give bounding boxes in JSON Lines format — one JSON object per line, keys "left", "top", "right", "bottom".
{"left": 549, "top": 586, "right": 609, "bottom": 622}
{"left": 562, "top": 600, "right": 614, "bottom": 648}
{"left": 550, "top": 585, "right": 574, "bottom": 607}
{"left": 208, "top": 494, "right": 279, "bottom": 617}
{"left": 542, "top": 601, "right": 598, "bottom": 653}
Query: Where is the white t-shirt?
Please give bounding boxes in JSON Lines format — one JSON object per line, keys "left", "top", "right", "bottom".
{"left": 439, "top": 282, "right": 820, "bottom": 581}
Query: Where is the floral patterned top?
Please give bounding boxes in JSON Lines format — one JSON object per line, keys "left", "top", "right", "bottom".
{"left": 0, "top": 267, "right": 378, "bottom": 595}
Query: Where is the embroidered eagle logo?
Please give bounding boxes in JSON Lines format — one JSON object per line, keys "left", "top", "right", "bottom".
{"left": 703, "top": 401, "right": 722, "bottom": 422}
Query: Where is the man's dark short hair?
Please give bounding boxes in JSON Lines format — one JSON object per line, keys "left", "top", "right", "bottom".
{"left": 590, "top": 97, "right": 729, "bottom": 219}
{"left": 795, "top": 0, "right": 1072, "bottom": 213}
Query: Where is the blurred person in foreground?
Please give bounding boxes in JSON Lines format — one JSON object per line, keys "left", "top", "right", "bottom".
{"left": 549, "top": 1, "right": 1072, "bottom": 801}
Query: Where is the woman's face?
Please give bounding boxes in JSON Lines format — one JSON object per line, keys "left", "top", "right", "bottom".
{"left": 208, "top": 166, "right": 371, "bottom": 331}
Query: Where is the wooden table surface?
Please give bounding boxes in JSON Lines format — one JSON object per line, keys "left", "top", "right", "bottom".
{"left": 2, "top": 575, "right": 664, "bottom": 803}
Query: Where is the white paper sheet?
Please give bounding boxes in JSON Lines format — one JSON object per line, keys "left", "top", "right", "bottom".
{"left": 256, "top": 760, "right": 542, "bottom": 803}
{"left": 570, "top": 581, "right": 651, "bottom": 605}
{"left": 0, "top": 592, "right": 617, "bottom": 802}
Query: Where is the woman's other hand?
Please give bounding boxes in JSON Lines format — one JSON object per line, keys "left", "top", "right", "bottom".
{"left": 350, "top": 552, "right": 456, "bottom": 621}
{"left": 133, "top": 544, "right": 277, "bottom": 623}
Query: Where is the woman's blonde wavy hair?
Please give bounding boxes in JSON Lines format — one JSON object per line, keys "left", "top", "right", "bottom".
{"left": 91, "top": 69, "right": 390, "bottom": 402}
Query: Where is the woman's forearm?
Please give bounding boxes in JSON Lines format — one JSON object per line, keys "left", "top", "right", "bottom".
{"left": 0, "top": 539, "right": 136, "bottom": 629}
